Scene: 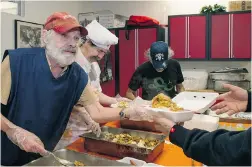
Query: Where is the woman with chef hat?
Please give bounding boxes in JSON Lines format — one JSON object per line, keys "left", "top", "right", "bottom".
{"left": 76, "top": 20, "right": 130, "bottom": 104}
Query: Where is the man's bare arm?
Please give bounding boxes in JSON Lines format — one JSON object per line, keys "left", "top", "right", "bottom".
{"left": 80, "top": 102, "right": 123, "bottom": 123}
{"left": 98, "top": 92, "right": 117, "bottom": 105}
{"left": 176, "top": 84, "right": 185, "bottom": 93}
{"left": 126, "top": 88, "right": 136, "bottom": 100}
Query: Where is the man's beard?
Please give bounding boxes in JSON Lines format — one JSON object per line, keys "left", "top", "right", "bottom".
{"left": 46, "top": 42, "right": 76, "bottom": 67}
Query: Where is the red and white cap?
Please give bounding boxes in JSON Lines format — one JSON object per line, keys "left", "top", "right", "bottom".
{"left": 44, "top": 12, "right": 88, "bottom": 36}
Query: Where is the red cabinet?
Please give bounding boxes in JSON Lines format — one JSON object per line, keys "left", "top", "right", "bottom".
{"left": 118, "top": 29, "right": 137, "bottom": 97}
{"left": 118, "top": 27, "right": 165, "bottom": 97}
{"left": 188, "top": 16, "right": 207, "bottom": 59}
{"left": 169, "top": 11, "right": 251, "bottom": 60}
{"left": 169, "top": 15, "right": 207, "bottom": 59}
{"left": 210, "top": 12, "right": 251, "bottom": 59}
{"left": 100, "top": 30, "right": 116, "bottom": 97}
{"left": 169, "top": 17, "right": 186, "bottom": 59}
{"left": 138, "top": 28, "right": 157, "bottom": 64}
{"left": 211, "top": 15, "right": 230, "bottom": 59}
{"left": 232, "top": 13, "right": 251, "bottom": 59}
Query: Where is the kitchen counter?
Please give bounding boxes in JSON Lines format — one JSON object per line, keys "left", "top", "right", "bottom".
{"left": 185, "top": 89, "right": 217, "bottom": 92}
{"left": 185, "top": 89, "right": 227, "bottom": 94}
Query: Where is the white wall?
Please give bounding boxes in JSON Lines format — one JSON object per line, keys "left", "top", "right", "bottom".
{"left": 78, "top": 1, "right": 170, "bottom": 24}
{"left": 77, "top": 0, "right": 229, "bottom": 24}
{"left": 78, "top": 0, "right": 251, "bottom": 77}
{"left": 166, "top": 0, "right": 229, "bottom": 16}
{"left": 1, "top": 0, "right": 251, "bottom": 78}
{"left": 1, "top": 1, "right": 84, "bottom": 56}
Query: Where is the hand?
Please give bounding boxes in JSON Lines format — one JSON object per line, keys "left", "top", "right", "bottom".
{"left": 125, "top": 106, "right": 154, "bottom": 122}
{"left": 6, "top": 126, "right": 47, "bottom": 156}
{"left": 153, "top": 117, "right": 176, "bottom": 135}
{"left": 76, "top": 106, "right": 101, "bottom": 137}
{"left": 216, "top": 84, "right": 248, "bottom": 101}
{"left": 211, "top": 84, "right": 248, "bottom": 116}
{"left": 86, "top": 120, "right": 101, "bottom": 138}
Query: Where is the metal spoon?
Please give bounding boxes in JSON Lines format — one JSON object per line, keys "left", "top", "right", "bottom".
{"left": 47, "top": 151, "right": 75, "bottom": 166}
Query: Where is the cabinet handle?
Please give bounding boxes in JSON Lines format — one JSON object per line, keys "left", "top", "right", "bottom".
{"left": 231, "top": 14, "right": 234, "bottom": 59}
{"left": 187, "top": 17, "right": 190, "bottom": 59}
{"left": 185, "top": 17, "right": 188, "bottom": 58}
{"left": 188, "top": 55, "right": 191, "bottom": 58}
{"left": 228, "top": 14, "right": 231, "bottom": 59}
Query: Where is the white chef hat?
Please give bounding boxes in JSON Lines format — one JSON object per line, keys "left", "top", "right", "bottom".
{"left": 85, "top": 20, "right": 118, "bottom": 50}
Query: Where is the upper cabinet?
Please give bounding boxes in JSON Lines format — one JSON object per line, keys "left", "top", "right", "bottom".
{"left": 210, "top": 14, "right": 230, "bottom": 59}
{"left": 168, "top": 11, "right": 251, "bottom": 61}
{"left": 232, "top": 12, "right": 251, "bottom": 59}
{"left": 169, "top": 15, "right": 207, "bottom": 60}
{"left": 210, "top": 12, "right": 251, "bottom": 59}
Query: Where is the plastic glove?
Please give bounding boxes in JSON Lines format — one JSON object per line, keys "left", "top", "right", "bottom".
{"left": 87, "top": 121, "right": 101, "bottom": 137}
{"left": 6, "top": 126, "right": 47, "bottom": 156}
{"left": 115, "top": 94, "right": 132, "bottom": 103}
{"left": 116, "top": 97, "right": 132, "bottom": 103}
{"left": 153, "top": 117, "right": 176, "bottom": 135}
{"left": 75, "top": 106, "right": 101, "bottom": 137}
{"left": 125, "top": 106, "right": 154, "bottom": 122}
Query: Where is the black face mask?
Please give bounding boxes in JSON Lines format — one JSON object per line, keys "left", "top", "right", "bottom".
{"left": 152, "top": 60, "right": 168, "bottom": 72}
{"left": 155, "top": 68, "right": 165, "bottom": 72}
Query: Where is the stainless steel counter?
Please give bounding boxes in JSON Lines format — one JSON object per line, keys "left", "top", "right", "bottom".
{"left": 24, "top": 149, "right": 129, "bottom": 166}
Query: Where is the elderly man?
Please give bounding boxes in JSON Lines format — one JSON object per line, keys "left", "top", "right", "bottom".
{"left": 126, "top": 41, "right": 185, "bottom": 100}
{"left": 55, "top": 20, "right": 131, "bottom": 150}
{"left": 1, "top": 12, "right": 152, "bottom": 166}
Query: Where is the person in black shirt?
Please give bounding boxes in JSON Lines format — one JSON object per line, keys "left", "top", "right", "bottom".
{"left": 153, "top": 84, "right": 251, "bottom": 166}
{"left": 126, "top": 41, "right": 185, "bottom": 100}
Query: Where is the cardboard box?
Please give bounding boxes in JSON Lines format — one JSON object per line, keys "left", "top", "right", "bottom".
{"left": 228, "top": 1, "right": 251, "bottom": 11}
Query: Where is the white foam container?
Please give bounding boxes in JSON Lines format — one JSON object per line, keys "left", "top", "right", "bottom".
{"left": 183, "top": 114, "right": 219, "bottom": 132}
{"left": 145, "top": 92, "right": 219, "bottom": 122}
{"left": 172, "top": 92, "right": 219, "bottom": 114}
{"left": 117, "top": 157, "right": 164, "bottom": 167}
{"left": 145, "top": 106, "right": 194, "bottom": 123}
{"left": 144, "top": 163, "right": 164, "bottom": 167}
{"left": 117, "top": 157, "right": 146, "bottom": 166}
{"left": 182, "top": 69, "right": 208, "bottom": 90}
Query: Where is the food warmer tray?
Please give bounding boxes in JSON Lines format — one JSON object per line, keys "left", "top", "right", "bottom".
{"left": 80, "top": 126, "right": 166, "bottom": 162}
{"left": 120, "top": 120, "right": 161, "bottom": 132}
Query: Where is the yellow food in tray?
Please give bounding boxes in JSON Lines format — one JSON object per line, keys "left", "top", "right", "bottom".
{"left": 103, "top": 132, "right": 159, "bottom": 149}
{"left": 117, "top": 101, "right": 129, "bottom": 108}
{"left": 152, "top": 93, "right": 183, "bottom": 112}
{"left": 74, "top": 160, "right": 85, "bottom": 166}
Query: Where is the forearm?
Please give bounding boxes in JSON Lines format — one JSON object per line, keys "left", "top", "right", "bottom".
{"left": 98, "top": 92, "right": 117, "bottom": 105}
{"left": 126, "top": 90, "right": 136, "bottom": 100}
{"left": 1, "top": 113, "right": 16, "bottom": 132}
{"left": 95, "top": 107, "right": 122, "bottom": 123}
{"left": 82, "top": 104, "right": 123, "bottom": 123}
{"left": 176, "top": 84, "right": 185, "bottom": 93}
{"left": 169, "top": 125, "right": 251, "bottom": 166}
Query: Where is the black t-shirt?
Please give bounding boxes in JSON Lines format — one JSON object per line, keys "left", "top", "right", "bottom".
{"left": 128, "top": 59, "right": 184, "bottom": 100}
